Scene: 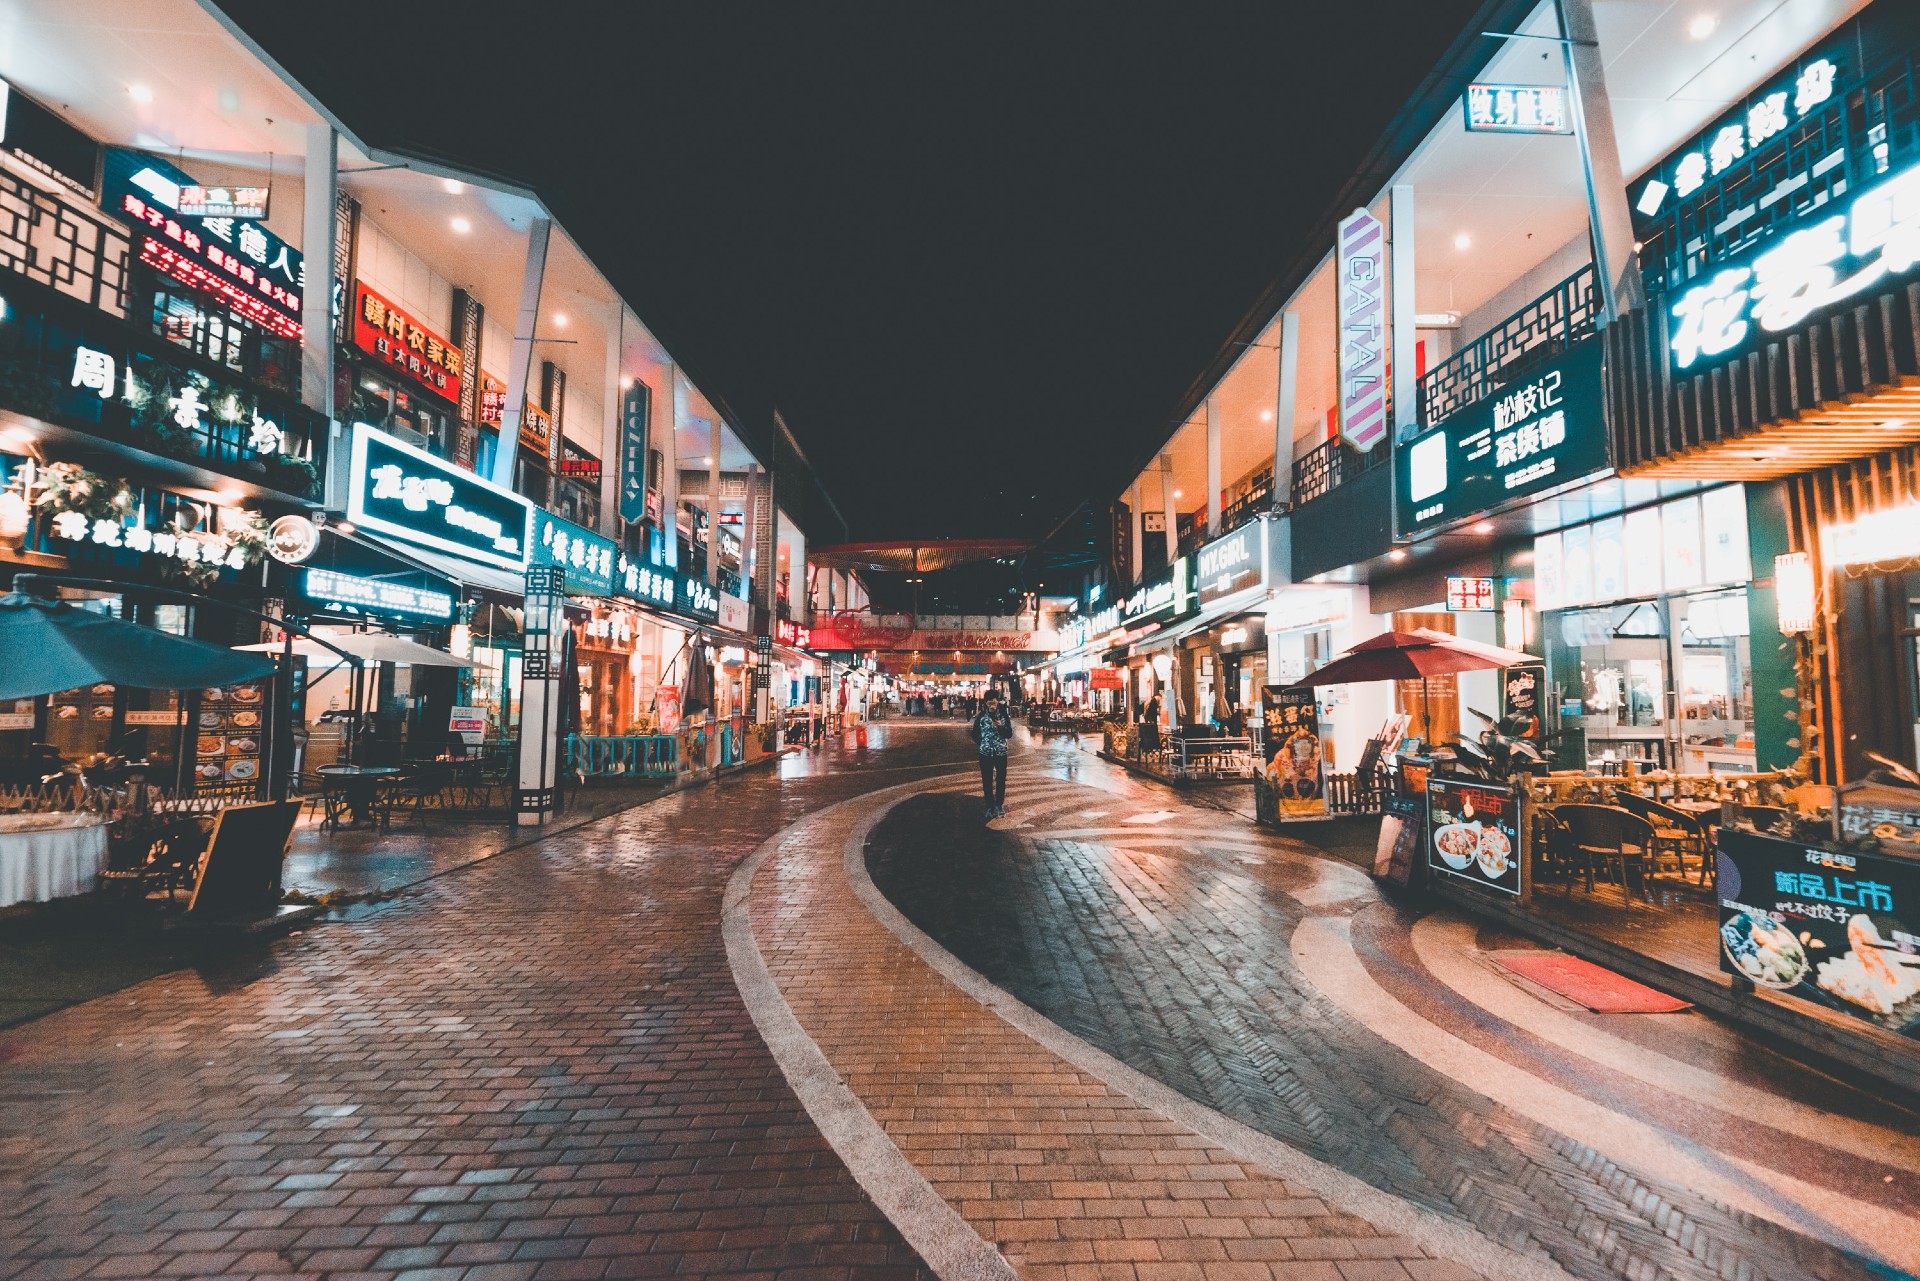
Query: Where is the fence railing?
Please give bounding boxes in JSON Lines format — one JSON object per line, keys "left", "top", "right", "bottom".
{"left": 1290, "top": 437, "right": 1388, "bottom": 506}
{"left": 567, "top": 734, "right": 678, "bottom": 779}
{"left": 1420, "top": 264, "right": 1597, "bottom": 427}
{"left": 1170, "top": 736, "right": 1257, "bottom": 781}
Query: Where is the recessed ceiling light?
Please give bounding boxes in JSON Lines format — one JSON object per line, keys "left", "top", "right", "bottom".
{"left": 450, "top": 216, "right": 471, "bottom": 234}
{"left": 1173, "top": 490, "right": 1184, "bottom": 499}
{"left": 1473, "top": 521, "right": 1494, "bottom": 534}
{"left": 443, "top": 178, "right": 464, "bottom": 194}
{"left": 1454, "top": 232, "right": 1472, "bottom": 251}
{"left": 1688, "top": 13, "right": 1718, "bottom": 39}
{"left": 553, "top": 313, "right": 568, "bottom": 327}
{"left": 128, "top": 84, "right": 154, "bottom": 104}
{"left": 703, "top": 455, "right": 714, "bottom": 465}
{"left": 1388, "top": 548, "right": 1408, "bottom": 562}
{"left": 1259, "top": 409, "right": 1274, "bottom": 422}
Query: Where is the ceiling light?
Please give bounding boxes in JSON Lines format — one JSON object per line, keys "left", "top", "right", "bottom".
{"left": 0, "top": 426, "right": 36, "bottom": 451}
{"left": 1388, "top": 548, "right": 1408, "bottom": 562}
{"left": 217, "top": 488, "right": 244, "bottom": 504}
{"left": 703, "top": 455, "right": 714, "bottom": 465}
{"left": 553, "top": 313, "right": 568, "bottom": 327}
{"left": 1173, "top": 490, "right": 1184, "bottom": 499}
{"left": 450, "top": 216, "right": 471, "bottom": 234}
{"left": 1473, "top": 521, "right": 1494, "bottom": 534}
{"left": 128, "top": 84, "right": 154, "bottom": 104}
{"left": 1453, "top": 233, "right": 1472, "bottom": 251}
{"left": 1688, "top": 13, "right": 1718, "bottom": 39}
{"left": 442, "top": 178, "right": 464, "bottom": 194}
{"left": 1259, "top": 409, "right": 1274, "bottom": 422}
{"left": 331, "top": 520, "right": 356, "bottom": 534}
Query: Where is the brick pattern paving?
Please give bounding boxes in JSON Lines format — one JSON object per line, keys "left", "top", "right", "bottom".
{"left": 747, "top": 780, "right": 1478, "bottom": 1281}
{"left": 0, "top": 761, "right": 948, "bottom": 1281}
{"left": 863, "top": 774, "right": 1904, "bottom": 1281}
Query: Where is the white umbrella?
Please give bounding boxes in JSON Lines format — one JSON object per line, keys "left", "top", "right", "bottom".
{"left": 236, "top": 633, "right": 473, "bottom": 668}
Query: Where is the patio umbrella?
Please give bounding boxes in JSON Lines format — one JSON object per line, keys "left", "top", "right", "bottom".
{"left": 0, "top": 592, "right": 280, "bottom": 700}
{"left": 1288, "top": 628, "right": 1532, "bottom": 744}
{"left": 234, "top": 633, "right": 470, "bottom": 667}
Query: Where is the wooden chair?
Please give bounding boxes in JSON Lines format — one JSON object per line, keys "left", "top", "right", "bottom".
{"left": 1615, "top": 792, "right": 1698, "bottom": 883}
{"left": 1554, "top": 804, "right": 1657, "bottom": 900}
{"left": 1642, "top": 795, "right": 1714, "bottom": 885}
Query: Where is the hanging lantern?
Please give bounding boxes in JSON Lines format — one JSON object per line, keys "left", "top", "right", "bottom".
{"left": 1775, "top": 552, "right": 1816, "bottom": 635}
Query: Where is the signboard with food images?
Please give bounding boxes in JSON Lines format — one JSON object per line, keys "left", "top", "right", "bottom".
{"left": 1425, "top": 777, "right": 1520, "bottom": 895}
{"left": 1259, "top": 686, "right": 1326, "bottom": 819}
{"left": 1716, "top": 827, "right": 1920, "bottom": 1036}
{"left": 193, "top": 683, "right": 265, "bottom": 788}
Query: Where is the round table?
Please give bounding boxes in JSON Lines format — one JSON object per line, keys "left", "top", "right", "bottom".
{"left": 316, "top": 765, "right": 403, "bottom": 829}
{"left": 0, "top": 813, "right": 110, "bottom": 907}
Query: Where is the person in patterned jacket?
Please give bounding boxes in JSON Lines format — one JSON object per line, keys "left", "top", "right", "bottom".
{"left": 970, "top": 690, "right": 1014, "bottom": 818}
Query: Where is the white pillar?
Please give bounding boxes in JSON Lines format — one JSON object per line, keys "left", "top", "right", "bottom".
{"left": 659, "top": 364, "right": 679, "bottom": 567}
{"left": 299, "top": 124, "right": 337, "bottom": 422}
{"left": 1390, "top": 184, "right": 1418, "bottom": 442}
{"left": 1205, "top": 396, "right": 1222, "bottom": 538}
{"left": 1274, "top": 311, "right": 1299, "bottom": 505}
{"left": 1558, "top": 0, "right": 1644, "bottom": 318}
{"left": 1129, "top": 478, "right": 1145, "bottom": 584}
{"left": 741, "top": 462, "right": 760, "bottom": 606}
{"left": 708, "top": 416, "right": 723, "bottom": 585}
{"left": 489, "top": 217, "right": 551, "bottom": 490}
{"left": 1158, "top": 452, "right": 1177, "bottom": 565}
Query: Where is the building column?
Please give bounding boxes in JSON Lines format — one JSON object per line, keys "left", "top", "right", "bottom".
{"left": 1158, "top": 452, "right": 1177, "bottom": 566}
{"left": 489, "top": 217, "right": 551, "bottom": 491}
{"left": 1129, "top": 478, "right": 1145, "bottom": 584}
{"left": 708, "top": 416, "right": 723, "bottom": 585}
{"left": 1390, "top": 184, "right": 1417, "bottom": 441}
{"left": 600, "top": 304, "right": 622, "bottom": 537}
{"left": 1205, "top": 396, "right": 1222, "bottom": 538}
{"left": 658, "top": 364, "right": 679, "bottom": 567}
{"left": 1274, "top": 311, "right": 1299, "bottom": 505}
{"left": 299, "top": 124, "right": 337, "bottom": 423}
{"left": 1559, "top": 0, "right": 1644, "bottom": 318}
{"left": 741, "top": 463, "right": 760, "bottom": 608}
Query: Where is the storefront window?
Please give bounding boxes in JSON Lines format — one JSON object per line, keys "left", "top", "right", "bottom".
{"left": 352, "top": 369, "right": 454, "bottom": 460}
{"left": 148, "top": 280, "right": 299, "bottom": 395}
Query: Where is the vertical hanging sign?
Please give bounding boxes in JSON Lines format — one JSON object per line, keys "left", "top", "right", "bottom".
{"left": 619, "top": 381, "right": 651, "bottom": 524}
{"left": 450, "top": 289, "right": 483, "bottom": 471}
{"left": 541, "top": 362, "right": 567, "bottom": 466}
{"left": 1336, "top": 208, "right": 1389, "bottom": 451}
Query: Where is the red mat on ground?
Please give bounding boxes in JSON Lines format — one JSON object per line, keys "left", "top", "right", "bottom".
{"left": 1491, "top": 951, "right": 1692, "bottom": 1013}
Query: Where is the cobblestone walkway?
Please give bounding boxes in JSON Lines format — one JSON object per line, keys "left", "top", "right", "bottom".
{"left": 859, "top": 758, "right": 1918, "bottom": 1281}
{"left": 0, "top": 732, "right": 970, "bottom": 1281}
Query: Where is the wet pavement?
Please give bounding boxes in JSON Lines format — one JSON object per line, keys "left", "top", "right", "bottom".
{"left": 0, "top": 722, "right": 1915, "bottom": 1281}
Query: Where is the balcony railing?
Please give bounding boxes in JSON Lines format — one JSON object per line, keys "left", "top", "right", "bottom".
{"left": 1290, "top": 437, "right": 1387, "bottom": 506}
{"left": 1420, "top": 264, "right": 1597, "bottom": 427}
{"left": 0, "top": 165, "right": 132, "bottom": 319}
{"left": 1174, "top": 464, "right": 1274, "bottom": 555}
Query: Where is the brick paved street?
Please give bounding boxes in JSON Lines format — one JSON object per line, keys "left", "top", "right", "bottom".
{"left": 4, "top": 724, "right": 1919, "bottom": 1281}
{"left": 0, "top": 729, "right": 972, "bottom": 1281}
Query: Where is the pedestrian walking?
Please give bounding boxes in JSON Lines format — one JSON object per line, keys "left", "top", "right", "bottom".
{"left": 969, "top": 690, "right": 1013, "bottom": 819}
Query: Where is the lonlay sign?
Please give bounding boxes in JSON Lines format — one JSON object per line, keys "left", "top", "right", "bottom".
{"left": 1335, "top": 207, "right": 1389, "bottom": 451}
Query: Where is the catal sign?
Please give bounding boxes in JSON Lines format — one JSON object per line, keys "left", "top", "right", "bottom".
{"left": 1336, "top": 208, "right": 1389, "bottom": 451}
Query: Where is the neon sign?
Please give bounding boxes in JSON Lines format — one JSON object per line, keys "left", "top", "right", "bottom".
{"left": 1669, "top": 161, "right": 1920, "bottom": 371}
{"left": 303, "top": 567, "right": 455, "bottom": 622}
{"left": 1462, "top": 84, "right": 1569, "bottom": 135}
{"left": 353, "top": 285, "right": 461, "bottom": 402}
{"left": 1335, "top": 208, "right": 1388, "bottom": 450}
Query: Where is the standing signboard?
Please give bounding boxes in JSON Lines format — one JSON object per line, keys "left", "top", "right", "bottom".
{"left": 1335, "top": 207, "right": 1389, "bottom": 451}
{"left": 1259, "top": 686, "right": 1327, "bottom": 818}
{"left": 619, "top": 381, "right": 651, "bottom": 525}
{"left": 1502, "top": 661, "right": 1546, "bottom": 740}
{"left": 1425, "top": 778, "right": 1521, "bottom": 895}
{"left": 1716, "top": 827, "right": 1920, "bottom": 1036}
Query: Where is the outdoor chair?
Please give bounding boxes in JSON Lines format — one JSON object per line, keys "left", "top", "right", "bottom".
{"left": 1615, "top": 792, "right": 1703, "bottom": 883}
{"left": 1553, "top": 803, "right": 1657, "bottom": 900}
{"left": 391, "top": 763, "right": 457, "bottom": 826}
{"left": 1641, "top": 795, "right": 1715, "bottom": 885}
{"left": 1531, "top": 810, "right": 1579, "bottom": 889}
{"left": 99, "top": 815, "right": 212, "bottom": 902}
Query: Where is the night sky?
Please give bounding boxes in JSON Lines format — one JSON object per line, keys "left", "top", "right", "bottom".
{"left": 221, "top": 1, "right": 1486, "bottom": 544}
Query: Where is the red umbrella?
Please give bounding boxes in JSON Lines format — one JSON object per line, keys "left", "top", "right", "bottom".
{"left": 1287, "top": 628, "right": 1532, "bottom": 744}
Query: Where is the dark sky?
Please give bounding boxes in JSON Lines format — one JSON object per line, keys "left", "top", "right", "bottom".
{"left": 222, "top": 1, "right": 1485, "bottom": 543}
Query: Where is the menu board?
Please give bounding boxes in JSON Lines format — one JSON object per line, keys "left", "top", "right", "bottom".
{"left": 1502, "top": 662, "right": 1545, "bottom": 739}
{"left": 1260, "top": 686, "right": 1326, "bottom": 818}
{"left": 1426, "top": 777, "right": 1521, "bottom": 895}
{"left": 194, "top": 683, "right": 266, "bottom": 788}
{"left": 1717, "top": 827, "right": 1920, "bottom": 1037}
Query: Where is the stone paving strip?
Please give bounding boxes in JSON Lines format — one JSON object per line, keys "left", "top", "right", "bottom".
{"left": 729, "top": 772, "right": 1542, "bottom": 1281}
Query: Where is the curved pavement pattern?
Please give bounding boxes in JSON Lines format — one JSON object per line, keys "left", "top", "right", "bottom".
{"left": 0, "top": 731, "right": 981, "bottom": 1281}
{"left": 841, "top": 743, "right": 1920, "bottom": 1281}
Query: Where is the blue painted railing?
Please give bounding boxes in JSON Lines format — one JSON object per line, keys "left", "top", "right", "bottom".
{"left": 567, "top": 734, "right": 678, "bottom": 779}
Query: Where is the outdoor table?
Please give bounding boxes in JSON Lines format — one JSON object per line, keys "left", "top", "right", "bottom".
{"left": 0, "top": 812, "right": 109, "bottom": 906}
{"left": 316, "top": 765, "right": 403, "bottom": 829}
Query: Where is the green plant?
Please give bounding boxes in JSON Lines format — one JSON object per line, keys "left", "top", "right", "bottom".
{"left": 263, "top": 452, "right": 320, "bottom": 499}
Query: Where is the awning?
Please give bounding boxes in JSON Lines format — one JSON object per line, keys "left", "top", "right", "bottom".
{"left": 353, "top": 532, "right": 529, "bottom": 598}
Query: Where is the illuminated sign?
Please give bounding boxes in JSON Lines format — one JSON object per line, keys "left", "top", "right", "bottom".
{"left": 353, "top": 284, "right": 461, "bottom": 403}
{"left": 619, "top": 381, "right": 651, "bottom": 524}
{"left": 1335, "top": 207, "right": 1388, "bottom": 450}
{"left": 267, "top": 514, "right": 319, "bottom": 564}
{"left": 1668, "top": 160, "right": 1920, "bottom": 372}
{"left": 176, "top": 184, "right": 269, "bottom": 220}
{"left": 480, "top": 371, "right": 507, "bottom": 427}
{"left": 678, "top": 574, "right": 718, "bottom": 622}
{"left": 1462, "top": 83, "right": 1570, "bottom": 134}
{"left": 1445, "top": 576, "right": 1495, "bottom": 612}
{"left": 520, "top": 402, "right": 552, "bottom": 458}
{"left": 559, "top": 441, "right": 601, "bottom": 483}
{"left": 614, "top": 550, "right": 676, "bottom": 609}
{"left": 303, "top": 567, "right": 455, "bottom": 622}
{"left": 102, "top": 149, "right": 302, "bottom": 338}
{"left": 531, "top": 512, "right": 616, "bottom": 596}
{"left": 46, "top": 503, "right": 262, "bottom": 572}
{"left": 1822, "top": 502, "right": 1920, "bottom": 568}
{"left": 776, "top": 618, "right": 812, "bottom": 649}
{"left": 1120, "top": 558, "right": 1191, "bottom": 628}
{"left": 1635, "top": 56, "right": 1839, "bottom": 217}
{"left": 1396, "top": 338, "right": 1608, "bottom": 537}
{"left": 346, "top": 423, "right": 531, "bottom": 571}
{"left": 1196, "top": 521, "right": 1268, "bottom": 606}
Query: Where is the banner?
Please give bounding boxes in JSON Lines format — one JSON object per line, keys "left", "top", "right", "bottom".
{"left": 1502, "top": 662, "right": 1545, "bottom": 739}
{"left": 654, "top": 684, "right": 681, "bottom": 734}
{"left": 1259, "top": 686, "right": 1326, "bottom": 818}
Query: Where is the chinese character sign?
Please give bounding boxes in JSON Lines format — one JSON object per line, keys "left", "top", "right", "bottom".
{"left": 1426, "top": 778, "right": 1521, "bottom": 895}
{"left": 1445, "top": 576, "right": 1494, "bottom": 612}
{"left": 1637, "top": 56, "right": 1840, "bottom": 213}
{"left": 1259, "top": 686, "right": 1326, "bottom": 819}
{"left": 1462, "top": 83, "right": 1570, "bottom": 134}
{"left": 352, "top": 284, "right": 462, "bottom": 403}
{"left": 1335, "top": 208, "right": 1389, "bottom": 451}
{"left": 1717, "top": 827, "right": 1920, "bottom": 1035}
